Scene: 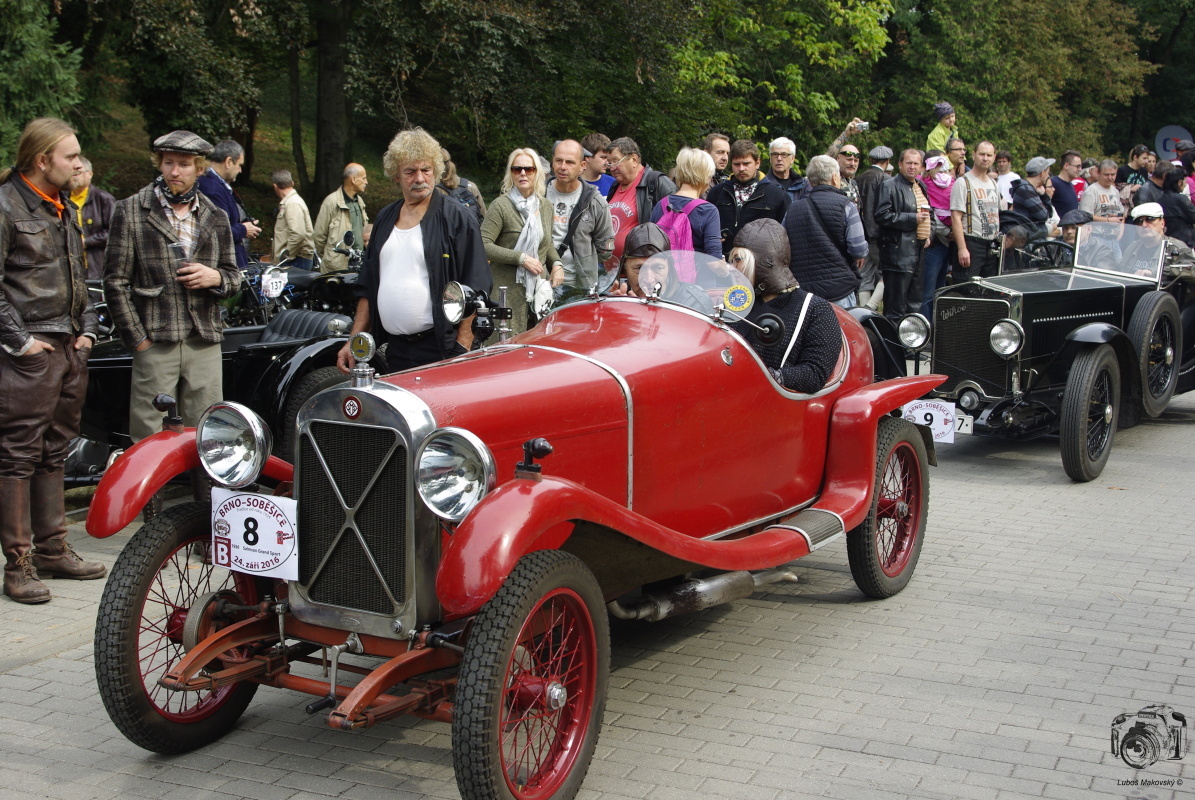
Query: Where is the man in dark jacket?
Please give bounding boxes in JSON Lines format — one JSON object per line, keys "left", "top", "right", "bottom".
{"left": 197, "top": 140, "right": 261, "bottom": 267}
{"left": 0, "top": 118, "right": 104, "bottom": 603}
{"left": 1002, "top": 156, "right": 1055, "bottom": 241}
{"left": 708, "top": 140, "right": 790, "bottom": 257}
{"left": 605, "top": 136, "right": 677, "bottom": 267}
{"left": 784, "top": 155, "right": 867, "bottom": 307}
{"left": 67, "top": 157, "right": 115, "bottom": 279}
{"left": 876, "top": 149, "right": 932, "bottom": 322}
{"left": 104, "top": 131, "right": 242, "bottom": 444}
{"left": 339, "top": 128, "right": 492, "bottom": 374}
{"left": 854, "top": 146, "right": 893, "bottom": 309}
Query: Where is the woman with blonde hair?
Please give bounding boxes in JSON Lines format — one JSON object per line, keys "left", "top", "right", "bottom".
{"left": 480, "top": 147, "right": 562, "bottom": 332}
{"left": 650, "top": 147, "right": 722, "bottom": 264}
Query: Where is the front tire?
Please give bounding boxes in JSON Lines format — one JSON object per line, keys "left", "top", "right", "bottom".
{"left": 1127, "top": 291, "right": 1180, "bottom": 418}
{"left": 453, "top": 550, "right": 609, "bottom": 800}
{"left": 94, "top": 502, "right": 262, "bottom": 753}
{"left": 847, "top": 416, "right": 928, "bottom": 599}
{"left": 1060, "top": 344, "right": 1120, "bottom": 482}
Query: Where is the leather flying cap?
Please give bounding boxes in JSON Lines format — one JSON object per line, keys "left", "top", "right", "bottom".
{"left": 1058, "top": 209, "right": 1093, "bottom": 227}
{"left": 621, "top": 223, "right": 671, "bottom": 266}
{"left": 152, "top": 130, "right": 214, "bottom": 157}
{"left": 734, "top": 219, "right": 798, "bottom": 295}
{"left": 868, "top": 146, "right": 894, "bottom": 161}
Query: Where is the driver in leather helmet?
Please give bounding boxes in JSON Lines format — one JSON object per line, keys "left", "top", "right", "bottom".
{"left": 613, "top": 223, "right": 714, "bottom": 314}
{"left": 730, "top": 219, "right": 842, "bottom": 393}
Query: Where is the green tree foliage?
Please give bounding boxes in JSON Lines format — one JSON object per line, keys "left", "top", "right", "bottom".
{"left": 0, "top": 0, "right": 82, "bottom": 162}
{"left": 869, "top": 0, "right": 1152, "bottom": 160}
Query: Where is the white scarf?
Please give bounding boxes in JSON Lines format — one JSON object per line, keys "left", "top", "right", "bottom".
{"left": 509, "top": 188, "right": 552, "bottom": 316}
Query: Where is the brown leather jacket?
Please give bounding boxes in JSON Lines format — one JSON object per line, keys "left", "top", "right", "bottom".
{"left": 0, "top": 176, "right": 98, "bottom": 355}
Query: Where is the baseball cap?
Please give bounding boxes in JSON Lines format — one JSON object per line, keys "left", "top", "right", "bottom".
{"left": 1024, "top": 157, "right": 1056, "bottom": 177}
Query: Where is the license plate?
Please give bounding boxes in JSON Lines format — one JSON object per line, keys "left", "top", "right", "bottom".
{"left": 211, "top": 489, "right": 298, "bottom": 580}
{"left": 955, "top": 414, "right": 974, "bottom": 435}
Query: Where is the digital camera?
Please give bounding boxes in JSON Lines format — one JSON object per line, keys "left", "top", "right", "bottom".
{"left": 1111, "top": 705, "right": 1188, "bottom": 769}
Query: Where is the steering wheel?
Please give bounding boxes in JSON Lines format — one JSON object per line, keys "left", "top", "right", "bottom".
{"left": 1024, "top": 239, "right": 1074, "bottom": 267}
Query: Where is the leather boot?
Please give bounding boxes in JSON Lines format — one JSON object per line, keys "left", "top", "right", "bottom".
{"left": 1, "top": 477, "right": 50, "bottom": 603}
{"left": 30, "top": 471, "right": 106, "bottom": 580}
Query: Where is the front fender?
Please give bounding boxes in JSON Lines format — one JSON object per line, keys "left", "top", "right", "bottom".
{"left": 85, "top": 429, "right": 294, "bottom": 538}
{"left": 437, "top": 476, "right": 828, "bottom": 617}
{"left": 1061, "top": 323, "right": 1140, "bottom": 406}
{"left": 822, "top": 374, "right": 945, "bottom": 531}
{"left": 248, "top": 338, "right": 347, "bottom": 430}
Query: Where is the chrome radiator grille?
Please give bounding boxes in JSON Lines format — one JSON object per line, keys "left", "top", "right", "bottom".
{"left": 932, "top": 297, "right": 1011, "bottom": 396}
{"left": 298, "top": 421, "right": 408, "bottom": 615}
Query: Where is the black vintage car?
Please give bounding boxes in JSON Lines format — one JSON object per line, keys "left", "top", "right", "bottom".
{"left": 905, "top": 221, "right": 1193, "bottom": 481}
{"left": 73, "top": 307, "right": 370, "bottom": 483}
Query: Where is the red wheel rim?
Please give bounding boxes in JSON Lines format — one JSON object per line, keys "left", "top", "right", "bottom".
{"left": 500, "top": 587, "right": 597, "bottom": 799}
{"left": 136, "top": 537, "right": 257, "bottom": 723}
{"left": 874, "top": 442, "right": 923, "bottom": 577}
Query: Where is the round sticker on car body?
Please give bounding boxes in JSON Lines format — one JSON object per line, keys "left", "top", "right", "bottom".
{"left": 723, "top": 285, "right": 752, "bottom": 312}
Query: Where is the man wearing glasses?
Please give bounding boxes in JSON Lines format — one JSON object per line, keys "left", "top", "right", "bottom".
{"left": 762, "top": 137, "right": 808, "bottom": 205}
{"left": 945, "top": 137, "right": 969, "bottom": 179}
{"left": 604, "top": 137, "right": 677, "bottom": 267}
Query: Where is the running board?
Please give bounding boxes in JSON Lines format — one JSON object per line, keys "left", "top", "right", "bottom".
{"left": 765, "top": 507, "right": 845, "bottom": 551}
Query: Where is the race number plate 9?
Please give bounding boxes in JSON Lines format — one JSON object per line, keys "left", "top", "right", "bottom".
{"left": 211, "top": 488, "right": 298, "bottom": 580}
{"left": 902, "top": 399, "right": 966, "bottom": 444}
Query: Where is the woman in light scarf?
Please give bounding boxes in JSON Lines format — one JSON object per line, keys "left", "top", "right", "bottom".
{"left": 480, "top": 148, "right": 563, "bottom": 333}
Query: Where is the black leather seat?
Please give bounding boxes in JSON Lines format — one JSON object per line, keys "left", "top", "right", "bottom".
{"left": 258, "top": 309, "right": 351, "bottom": 345}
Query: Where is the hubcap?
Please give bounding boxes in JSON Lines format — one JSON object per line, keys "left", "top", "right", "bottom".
{"left": 1103, "top": 404, "right": 1114, "bottom": 424}
{"left": 1165, "top": 346, "right": 1174, "bottom": 365}
{"left": 546, "top": 681, "right": 568, "bottom": 711}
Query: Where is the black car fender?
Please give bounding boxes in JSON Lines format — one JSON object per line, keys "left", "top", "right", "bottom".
{"left": 1060, "top": 323, "right": 1142, "bottom": 411}
{"left": 245, "top": 337, "right": 350, "bottom": 432}
{"left": 849, "top": 307, "right": 905, "bottom": 380}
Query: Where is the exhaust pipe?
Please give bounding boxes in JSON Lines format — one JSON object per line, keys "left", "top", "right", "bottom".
{"left": 607, "top": 568, "right": 798, "bottom": 622}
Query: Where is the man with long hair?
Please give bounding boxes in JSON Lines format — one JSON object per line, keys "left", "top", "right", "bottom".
{"left": 0, "top": 117, "right": 104, "bottom": 603}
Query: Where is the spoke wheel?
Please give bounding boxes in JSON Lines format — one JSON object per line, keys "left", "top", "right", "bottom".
{"left": 1127, "top": 291, "right": 1181, "bottom": 418}
{"left": 453, "top": 550, "right": 609, "bottom": 800}
{"left": 1060, "top": 345, "right": 1120, "bottom": 482}
{"left": 847, "top": 416, "right": 929, "bottom": 598}
{"left": 94, "top": 502, "right": 263, "bottom": 753}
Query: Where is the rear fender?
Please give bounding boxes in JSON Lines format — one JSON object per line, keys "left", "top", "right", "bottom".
{"left": 438, "top": 476, "right": 839, "bottom": 617}
{"left": 821, "top": 375, "right": 945, "bottom": 531}
{"left": 85, "top": 429, "right": 294, "bottom": 538}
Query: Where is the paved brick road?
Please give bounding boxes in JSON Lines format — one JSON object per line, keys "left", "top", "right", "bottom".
{"left": 2, "top": 396, "right": 1193, "bottom": 800}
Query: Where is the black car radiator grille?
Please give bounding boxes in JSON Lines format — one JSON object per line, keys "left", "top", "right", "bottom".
{"left": 298, "top": 421, "right": 408, "bottom": 615}
{"left": 932, "top": 297, "right": 1010, "bottom": 396}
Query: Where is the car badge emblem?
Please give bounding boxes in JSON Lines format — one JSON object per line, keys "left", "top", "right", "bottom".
{"left": 343, "top": 396, "right": 362, "bottom": 419}
{"left": 941, "top": 304, "right": 966, "bottom": 322}
{"left": 723, "top": 284, "right": 753, "bottom": 312}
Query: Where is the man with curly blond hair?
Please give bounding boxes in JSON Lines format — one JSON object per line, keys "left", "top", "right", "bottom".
{"left": 337, "top": 128, "right": 491, "bottom": 373}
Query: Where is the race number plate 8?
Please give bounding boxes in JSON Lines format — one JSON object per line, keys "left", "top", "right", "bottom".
{"left": 211, "top": 488, "right": 298, "bottom": 580}
{"left": 902, "top": 399, "right": 965, "bottom": 444}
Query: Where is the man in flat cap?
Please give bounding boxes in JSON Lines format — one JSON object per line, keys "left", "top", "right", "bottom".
{"left": 104, "top": 130, "right": 241, "bottom": 447}
{"left": 854, "top": 145, "right": 893, "bottom": 308}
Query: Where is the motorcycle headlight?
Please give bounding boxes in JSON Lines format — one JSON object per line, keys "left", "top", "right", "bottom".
{"left": 415, "top": 428, "right": 496, "bottom": 522}
{"left": 898, "top": 313, "right": 931, "bottom": 350}
{"left": 196, "top": 402, "right": 272, "bottom": 489}
{"left": 443, "top": 282, "right": 477, "bottom": 326}
{"left": 989, "top": 319, "right": 1025, "bottom": 357}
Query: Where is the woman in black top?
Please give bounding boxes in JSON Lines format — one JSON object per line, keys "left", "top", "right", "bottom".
{"left": 730, "top": 220, "right": 842, "bottom": 393}
{"left": 1159, "top": 170, "right": 1195, "bottom": 247}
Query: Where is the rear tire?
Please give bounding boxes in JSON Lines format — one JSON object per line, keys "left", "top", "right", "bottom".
{"left": 1060, "top": 345, "right": 1119, "bottom": 482}
{"left": 847, "top": 416, "right": 928, "bottom": 598}
{"left": 278, "top": 366, "right": 346, "bottom": 457}
{"left": 1127, "top": 291, "right": 1180, "bottom": 418}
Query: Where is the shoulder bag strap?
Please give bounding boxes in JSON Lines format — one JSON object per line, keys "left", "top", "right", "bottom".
{"left": 780, "top": 292, "right": 815, "bottom": 369}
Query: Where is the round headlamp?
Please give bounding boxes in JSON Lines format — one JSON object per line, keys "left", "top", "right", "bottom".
{"left": 442, "top": 282, "right": 475, "bottom": 325}
{"left": 989, "top": 319, "right": 1024, "bottom": 357}
{"left": 196, "top": 402, "right": 272, "bottom": 488}
{"left": 415, "top": 428, "right": 496, "bottom": 522}
{"left": 898, "top": 313, "right": 931, "bottom": 350}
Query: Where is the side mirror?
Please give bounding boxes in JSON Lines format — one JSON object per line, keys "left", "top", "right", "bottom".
{"left": 342, "top": 230, "right": 355, "bottom": 247}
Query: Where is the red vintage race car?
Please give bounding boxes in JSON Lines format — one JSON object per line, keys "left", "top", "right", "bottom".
{"left": 86, "top": 256, "right": 944, "bottom": 800}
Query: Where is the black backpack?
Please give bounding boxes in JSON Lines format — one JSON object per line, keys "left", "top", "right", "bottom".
{"left": 445, "top": 178, "right": 482, "bottom": 223}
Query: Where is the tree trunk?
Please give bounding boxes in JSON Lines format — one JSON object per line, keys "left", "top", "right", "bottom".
{"left": 240, "top": 107, "right": 258, "bottom": 182}
{"left": 314, "top": 0, "right": 353, "bottom": 201}
{"left": 289, "top": 44, "right": 311, "bottom": 196}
